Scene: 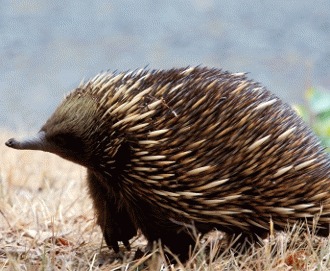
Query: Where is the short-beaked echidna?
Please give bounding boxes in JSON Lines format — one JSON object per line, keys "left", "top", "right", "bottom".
{"left": 5, "top": 67, "right": 330, "bottom": 259}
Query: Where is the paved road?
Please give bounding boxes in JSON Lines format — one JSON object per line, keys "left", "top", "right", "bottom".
{"left": 0, "top": 0, "right": 329, "bottom": 129}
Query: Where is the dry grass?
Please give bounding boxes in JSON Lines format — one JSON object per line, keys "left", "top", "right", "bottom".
{"left": 1, "top": 131, "right": 330, "bottom": 270}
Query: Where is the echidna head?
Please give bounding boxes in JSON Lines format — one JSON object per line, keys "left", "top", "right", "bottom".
{"left": 6, "top": 90, "right": 102, "bottom": 167}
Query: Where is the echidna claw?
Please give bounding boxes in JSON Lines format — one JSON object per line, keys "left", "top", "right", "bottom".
{"left": 123, "top": 240, "right": 131, "bottom": 251}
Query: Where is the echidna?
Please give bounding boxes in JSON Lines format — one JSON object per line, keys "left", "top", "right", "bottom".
{"left": 5, "top": 67, "right": 330, "bottom": 260}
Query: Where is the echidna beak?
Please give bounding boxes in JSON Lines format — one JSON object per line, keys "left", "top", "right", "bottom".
{"left": 5, "top": 131, "right": 47, "bottom": 151}
{"left": 5, "top": 138, "right": 20, "bottom": 148}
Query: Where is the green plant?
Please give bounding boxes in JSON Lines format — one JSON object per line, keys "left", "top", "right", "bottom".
{"left": 293, "top": 87, "right": 330, "bottom": 151}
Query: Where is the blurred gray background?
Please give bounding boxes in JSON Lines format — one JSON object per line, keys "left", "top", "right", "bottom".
{"left": 1, "top": 0, "right": 329, "bottom": 130}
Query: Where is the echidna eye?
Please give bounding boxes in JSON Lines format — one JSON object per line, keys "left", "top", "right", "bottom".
{"left": 52, "top": 133, "right": 83, "bottom": 152}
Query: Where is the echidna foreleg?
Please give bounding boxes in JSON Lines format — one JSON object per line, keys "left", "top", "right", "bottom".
{"left": 87, "top": 170, "right": 137, "bottom": 253}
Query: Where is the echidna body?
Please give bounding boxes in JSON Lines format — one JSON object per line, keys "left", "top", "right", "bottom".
{"left": 6, "top": 67, "right": 330, "bottom": 259}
